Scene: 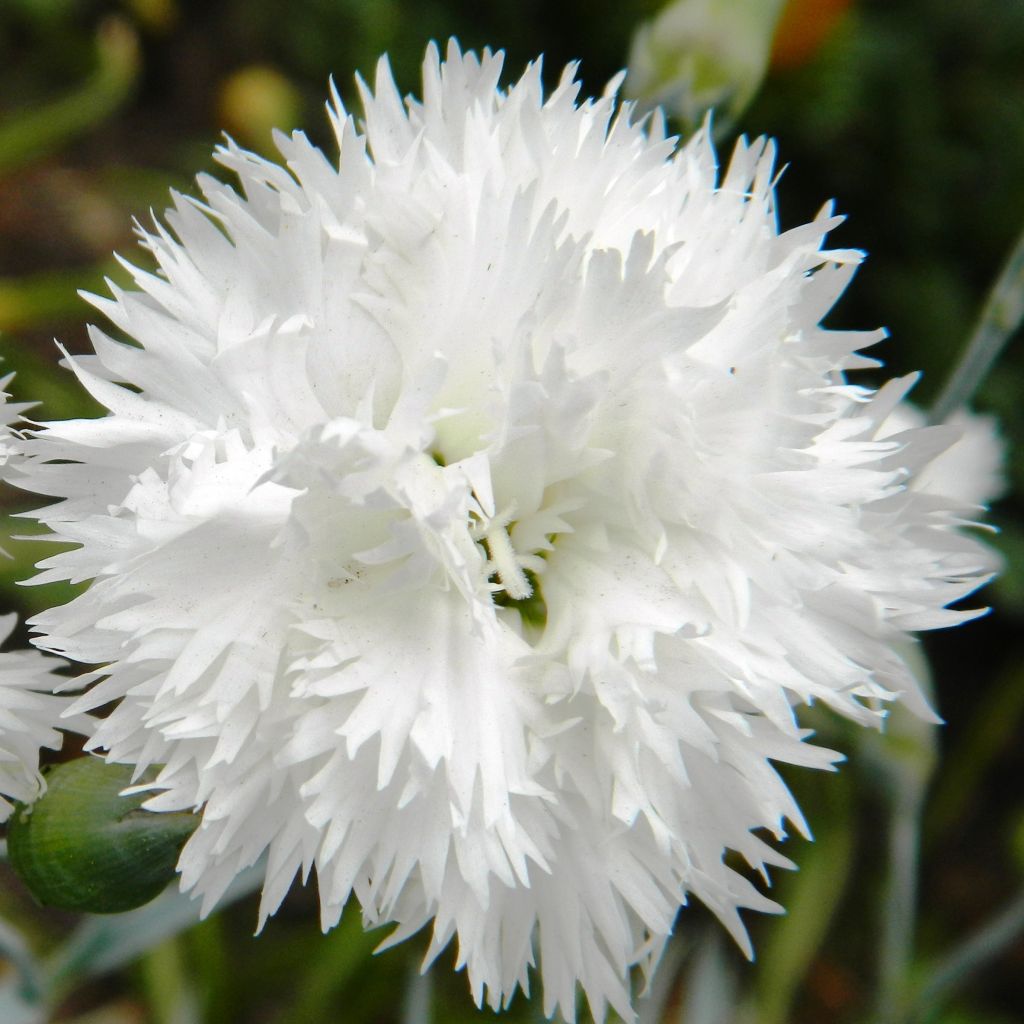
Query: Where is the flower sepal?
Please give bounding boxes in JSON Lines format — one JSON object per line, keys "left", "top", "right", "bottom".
{"left": 7, "top": 757, "right": 197, "bottom": 914}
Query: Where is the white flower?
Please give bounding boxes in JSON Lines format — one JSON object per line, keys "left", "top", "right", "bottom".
{"left": 19, "top": 42, "right": 994, "bottom": 1022}
{"left": 0, "top": 369, "right": 32, "bottom": 479}
{"left": 0, "top": 614, "right": 72, "bottom": 822}
{"left": 1, "top": 379, "right": 77, "bottom": 821}
{"left": 881, "top": 404, "right": 1006, "bottom": 509}
{"left": 625, "top": 0, "right": 783, "bottom": 129}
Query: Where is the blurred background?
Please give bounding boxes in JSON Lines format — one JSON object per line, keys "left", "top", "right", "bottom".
{"left": 0, "top": 1, "right": 1022, "bottom": 1021}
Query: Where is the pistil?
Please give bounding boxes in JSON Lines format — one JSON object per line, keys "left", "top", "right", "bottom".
{"left": 473, "top": 504, "right": 533, "bottom": 601}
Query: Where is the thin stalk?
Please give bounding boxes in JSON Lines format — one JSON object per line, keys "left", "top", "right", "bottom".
{"left": 875, "top": 773, "right": 927, "bottom": 1023}
{"left": 401, "top": 961, "right": 433, "bottom": 1024}
{"left": 636, "top": 935, "right": 690, "bottom": 1024}
{"left": 909, "top": 886, "right": 1024, "bottom": 1023}
{"left": 678, "top": 929, "right": 739, "bottom": 1024}
{"left": 0, "top": 19, "right": 139, "bottom": 176}
{"left": 930, "top": 219, "right": 1024, "bottom": 423}
{"left": 0, "top": 919, "right": 43, "bottom": 1006}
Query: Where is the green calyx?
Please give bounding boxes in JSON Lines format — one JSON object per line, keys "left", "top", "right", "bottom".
{"left": 7, "top": 757, "right": 198, "bottom": 915}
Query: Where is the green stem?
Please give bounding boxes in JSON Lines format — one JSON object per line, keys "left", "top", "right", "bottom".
{"left": 875, "top": 773, "right": 927, "bottom": 1023}
{"left": 140, "top": 936, "right": 195, "bottom": 1024}
{"left": 0, "top": 18, "right": 139, "bottom": 176}
{"left": 636, "top": 935, "right": 689, "bottom": 1024}
{"left": 401, "top": 961, "right": 433, "bottom": 1024}
{"left": 909, "top": 886, "right": 1024, "bottom": 1023}
{"left": 0, "top": 919, "right": 43, "bottom": 1006}
{"left": 679, "top": 928, "right": 739, "bottom": 1024}
{"left": 930, "top": 218, "right": 1024, "bottom": 422}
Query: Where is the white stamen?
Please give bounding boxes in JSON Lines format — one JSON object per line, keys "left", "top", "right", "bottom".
{"left": 486, "top": 522, "right": 533, "bottom": 600}
{"left": 473, "top": 503, "right": 533, "bottom": 601}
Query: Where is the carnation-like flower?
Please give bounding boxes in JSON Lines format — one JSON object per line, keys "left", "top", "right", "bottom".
{"left": 1, "top": 369, "right": 32, "bottom": 478}
{"left": 19, "top": 42, "right": 994, "bottom": 1022}
{"left": 881, "top": 404, "right": 1006, "bottom": 509}
{"left": 1, "top": 379, "right": 75, "bottom": 820}
{"left": 0, "top": 615, "right": 73, "bottom": 821}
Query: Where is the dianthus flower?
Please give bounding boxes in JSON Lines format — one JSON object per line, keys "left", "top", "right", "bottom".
{"left": 882, "top": 404, "right": 1006, "bottom": 509}
{"left": 18, "top": 42, "right": 994, "bottom": 1022}
{"left": 0, "top": 370, "right": 31, "bottom": 477}
{"left": 0, "top": 382, "right": 73, "bottom": 820}
{"left": 0, "top": 615, "right": 72, "bottom": 821}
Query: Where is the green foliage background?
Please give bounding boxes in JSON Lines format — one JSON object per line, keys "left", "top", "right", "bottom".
{"left": 0, "top": 1, "right": 1022, "bottom": 1022}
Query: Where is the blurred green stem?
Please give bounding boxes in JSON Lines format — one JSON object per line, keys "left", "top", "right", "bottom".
{"left": 636, "top": 934, "right": 689, "bottom": 1024}
{"left": 0, "top": 919, "right": 43, "bottom": 1006}
{"left": 140, "top": 936, "right": 198, "bottom": 1024}
{"left": 875, "top": 771, "right": 927, "bottom": 1023}
{"left": 189, "top": 914, "right": 231, "bottom": 1023}
{"left": 678, "top": 929, "right": 737, "bottom": 1024}
{"left": 930, "top": 217, "right": 1024, "bottom": 422}
{"left": 0, "top": 18, "right": 139, "bottom": 176}
{"left": 908, "top": 886, "right": 1024, "bottom": 1023}
{"left": 869, "top": 662, "right": 938, "bottom": 1024}
{"left": 402, "top": 961, "right": 433, "bottom": 1024}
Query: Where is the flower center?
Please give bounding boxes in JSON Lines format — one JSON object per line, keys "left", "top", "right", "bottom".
{"left": 470, "top": 503, "right": 548, "bottom": 627}
{"left": 473, "top": 505, "right": 532, "bottom": 600}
